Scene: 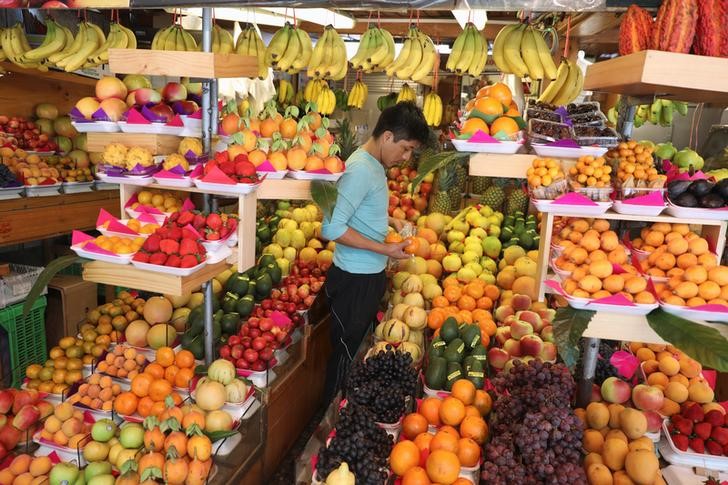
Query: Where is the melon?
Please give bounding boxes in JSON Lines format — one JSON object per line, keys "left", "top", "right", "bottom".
{"left": 125, "top": 320, "right": 149, "bottom": 347}
{"left": 187, "top": 292, "right": 204, "bottom": 310}
{"left": 398, "top": 341, "right": 422, "bottom": 362}
{"left": 391, "top": 303, "right": 410, "bottom": 321}
{"left": 170, "top": 308, "right": 191, "bottom": 332}
{"left": 407, "top": 330, "right": 425, "bottom": 348}
{"left": 382, "top": 319, "right": 409, "bottom": 344}
{"left": 147, "top": 323, "right": 176, "bottom": 349}
{"left": 194, "top": 378, "right": 226, "bottom": 411}
{"left": 164, "top": 293, "right": 191, "bottom": 309}
{"left": 143, "top": 296, "right": 173, "bottom": 324}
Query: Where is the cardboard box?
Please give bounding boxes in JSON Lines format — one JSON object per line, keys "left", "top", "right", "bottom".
{"left": 46, "top": 275, "right": 97, "bottom": 347}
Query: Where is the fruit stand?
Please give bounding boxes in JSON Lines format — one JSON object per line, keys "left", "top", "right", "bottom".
{"left": 1, "top": 2, "right": 728, "bottom": 485}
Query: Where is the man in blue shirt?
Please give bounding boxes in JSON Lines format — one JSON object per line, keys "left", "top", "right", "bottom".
{"left": 321, "top": 102, "right": 429, "bottom": 403}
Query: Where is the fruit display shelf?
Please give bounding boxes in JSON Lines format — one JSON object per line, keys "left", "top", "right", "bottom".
{"left": 108, "top": 49, "right": 259, "bottom": 79}
{"left": 116, "top": 179, "right": 313, "bottom": 200}
{"left": 584, "top": 50, "right": 728, "bottom": 105}
{"left": 86, "top": 132, "right": 181, "bottom": 154}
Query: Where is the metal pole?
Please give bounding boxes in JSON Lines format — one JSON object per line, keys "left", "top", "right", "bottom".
{"left": 203, "top": 281, "right": 214, "bottom": 366}
{"left": 576, "top": 337, "right": 599, "bottom": 408}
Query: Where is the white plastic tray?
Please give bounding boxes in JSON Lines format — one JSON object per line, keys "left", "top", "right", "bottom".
{"left": 97, "top": 219, "right": 148, "bottom": 239}
{"left": 257, "top": 170, "right": 288, "bottom": 180}
{"left": 179, "top": 116, "right": 202, "bottom": 137}
{"left": 131, "top": 259, "right": 207, "bottom": 276}
{"left": 287, "top": 171, "right": 343, "bottom": 182}
{"left": 237, "top": 368, "right": 277, "bottom": 388}
{"left": 532, "top": 198, "right": 612, "bottom": 215}
{"left": 566, "top": 294, "right": 658, "bottom": 314}
{"left": 666, "top": 202, "right": 728, "bottom": 221}
{"left": 0, "top": 186, "right": 24, "bottom": 199}
{"left": 452, "top": 138, "right": 523, "bottom": 154}
{"left": 201, "top": 234, "right": 236, "bottom": 253}
{"left": 71, "top": 121, "right": 120, "bottom": 133}
{"left": 206, "top": 245, "right": 232, "bottom": 264}
{"left": 25, "top": 183, "right": 61, "bottom": 197}
{"left": 94, "top": 181, "right": 119, "bottom": 191}
{"left": 71, "top": 244, "right": 134, "bottom": 264}
{"left": 153, "top": 175, "right": 194, "bottom": 187}
{"left": 97, "top": 172, "right": 155, "bottom": 186}
{"left": 613, "top": 199, "right": 666, "bottom": 216}
{"left": 660, "top": 302, "right": 728, "bottom": 323}
{"left": 661, "top": 421, "right": 728, "bottom": 470}
{"left": 550, "top": 258, "right": 572, "bottom": 280}
{"left": 193, "top": 178, "right": 262, "bottom": 194}
{"left": 531, "top": 144, "right": 608, "bottom": 158}
{"left": 118, "top": 121, "right": 184, "bottom": 136}
{"left": 62, "top": 181, "right": 94, "bottom": 194}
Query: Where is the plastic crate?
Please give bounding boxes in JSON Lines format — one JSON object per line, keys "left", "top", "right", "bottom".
{"left": 0, "top": 264, "right": 46, "bottom": 309}
{"left": 0, "top": 297, "right": 47, "bottom": 388}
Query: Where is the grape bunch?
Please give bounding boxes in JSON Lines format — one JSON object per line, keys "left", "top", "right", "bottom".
{"left": 315, "top": 403, "right": 392, "bottom": 484}
{"left": 344, "top": 347, "right": 418, "bottom": 423}
{"left": 0, "top": 164, "right": 19, "bottom": 188}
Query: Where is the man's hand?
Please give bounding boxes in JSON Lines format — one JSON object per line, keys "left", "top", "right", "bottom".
{"left": 384, "top": 240, "right": 410, "bottom": 259}
{"left": 389, "top": 217, "right": 412, "bottom": 233}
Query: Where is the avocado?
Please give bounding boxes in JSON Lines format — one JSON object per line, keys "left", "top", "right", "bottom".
{"left": 463, "top": 356, "right": 477, "bottom": 374}
{"left": 226, "top": 274, "right": 249, "bottom": 296}
{"left": 236, "top": 295, "right": 255, "bottom": 316}
{"left": 258, "top": 254, "right": 276, "bottom": 268}
{"left": 471, "top": 343, "right": 488, "bottom": 362}
{"left": 467, "top": 360, "right": 485, "bottom": 388}
{"left": 212, "top": 318, "right": 222, "bottom": 340}
{"left": 266, "top": 263, "right": 282, "bottom": 285}
{"left": 180, "top": 331, "right": 196, "bottom": 348}
{"left": 689, "top": 179, "right": 714, "bottom": 197}
{"left": 256, "top": 225, "right": 271, "bottom": 243}
{"left": 667, "top": 179, "right": 692, "bottom": 200}
{"left": 674, "top": 192, "right": 699, "bottom": 207}
{"left": 221, "top": 313, "right": 240, "bottom": 335}
{"left": 444, "top": 338, "right": 465, "bottom": 362}
{"left": 460, "top": 325, "right": 481, "bottom": 350}
{"left": 255, "top": 273, "right": 273, "bottom": 298}
{"left": 445, "top": 362, "right": 463, "bottom": 391}
{"left": 425, "top": 356, "right": 447, "bottom": 390}
{"left": 429, "top": 336, "right": 446, "bottom": 358}
{"left": 701, "top": 193, "right": 725, "bottom": 208}
{"left": 440, "top": 318, "right": 459, "bottom": 343}
{"left": 224, "top": 271, "right": 240, "bottom": 291}
{"left": 221, "top": 292, "right": 239, "bottom": 313}
{"left": 188, "top": 335, "right": 205, "bottom": 360}
{"left": 187, "top": 307, "right": 203, "bottom": 337}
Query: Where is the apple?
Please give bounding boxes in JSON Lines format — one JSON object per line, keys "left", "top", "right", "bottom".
{"left": 228, "top": 335, "right": 240, "bottom": 346}
{"left": 230, "top": 344, "right": 244, "bottom": 360}
{"left": 252, "top": 337, "right": 267, "bottom": 351}
{"left": 259, "top": 319, "right": 273, "bottom": 332}
{"left": 148, "top": 103, "right": 175, "bottom": 123}
{"left": 172, "top": 100, "right": 199, "bottom": 115}
{"left": 235, "top": 358, "right": 249, "bottom": 369}
{"left": 162, "top": 82, "right": 188, "bottom": 102}
{"left": 219, "top": 345, "right": 231, "bottom": 359}
{"left": 243, "top": 349, "right": 259, "bottom": 363}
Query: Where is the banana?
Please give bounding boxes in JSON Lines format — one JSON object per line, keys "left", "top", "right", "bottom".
{"left": 648, "top": 99, "right": 662, "bottom": 125}
{"left": 276, "top": 26, "right": 300, "bottom": 72}
{"left": 411, "top": 31, "right": 437, "bottom": 82}
{"left": 307, "top": 26, "right": 329, "bottom": 78}
{"left": 446, "top": 23, "right": 469, "bottom": 72}
{"left": 423, "top": 92, "right": 443, "bottom": 126}
{"left": 211, "top": 24, "right": 220, "bottom": 53}
{"left": 86, "top": 22, "right": 105, "bottom": 47}
{"left": 347, "top": 81, "right": 368, "bottom": 109}
{"left": 377, "top": 29, "right": 395, "bottom": 71}
{"left": 350, "top": 27, "right": 373, "bottom": 69}
{"left": 23, "top": 19, "right": 65, "bottom": 62}
{"left": 151, "top": 26, "right": 171, "bottom": 50}
{"left": 659, "top": 99, "right": 673, "bottom": 126}
{"left": 118, "top": 23, "right": 137, "bottom": 49}
{"left": 503, "top": 24, "right": 528, "bottom": 78}
{"left": 550, "top": 59, "right": 578, "bottom": 106}
{"left": 397, "top": 83, "right": 416, "bottom": 103}
{"left": 538, "top": 58, "right": 568, "bottom": 103}
{"left": 368, "top": 28, "right": 392, "bottom": 69}
{"left": 63, "top": 23, "right": 99, "bottom": 72}
{"left": 327, "top": 29, "right": 348, "bottom": 80}
{"left": 386, "top": 27, "right": 413, "bottom": 77}
{"left": 532, "top": 28, "right": 557, "bottom": 79}
{"left": 520, "top": 27, "right": 544, "bottom": 80}
{"left": 454, "top": 25, "right": 476, "bottom": 75}
{"left": 50, "top": 23, "right": 83, "bottom": 65}
{"left": 180, "top": 28, "right": 197, "bottom": 51}
{"left": 396, "top": 28, "right": 423, "bottom": 80}
{"left": 673, "top": 100, "right": 688, "bottom": 116}
{"left": 291, "top": 27, "right": 312, "bottom": 71}
{"left": 492, "top": 24, "right": 519, "bottom": 73}
{"left": 217, "top": 25, "right": 234, "bottom": 53}
{"left": 87, "top": 22, "right": 127, "bottom": 66}
{"left": 266, "top": 23, "right": 291, "bottom": 67}
{"left": 467, "top": 31, "right": 489, "bottom": 77}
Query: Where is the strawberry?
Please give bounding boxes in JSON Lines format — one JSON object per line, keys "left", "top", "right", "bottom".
{"left": 235, "top": 160, "right": 256, "bottom": 177}
{"left": 214, "top": 151, "right": 229, "bottom": 164}
{"left": 168, "top": 212, "right": 180, "bottom": 222}
{"left": 197, "top": 242, "right": 206, "bottom": 254}
{"left": 193, "top": 213, "right": 206, "bottom": 229}
{"left": 155, "top": 227, "right": 169, "bottom": 239}
{"left": 177, "top": 211, "right": 195, "bottom": 226}
{"left": 706, "top": 410, "right": 725, "bottom": 427}
{"left": 142, "top": 234, "right": 161, "bottom": 252}
{"left": 149, "top": 252, "right": 168, "bottom": 265}
{"left": 206, "top": 230, "right": 220, "bottom": 241}
{"left": 159, "top": 239, "right": 179, "bottom": 255}
{"left": 227, "top": 218, "right": 238, "bottom": 231}
{"left": 132, "top": 252, "right": 150, "bottom": 263}
{"left": 682, "top": 403, "right": 705, "bottom": 423}
{"left": 220, "top": 161, "right": 235, "bottom": 176}
{"left": 695, "top": 422, "right": 713, "bottom": 440}
{"left": 206, "top": 213, "right": 222, "bottom": 230}
{"left": 672, "top": 415, "right": 693, "bottom": 436}
{"left": 180, "top": 254, "right": 200, "bottom": 268}
{"left": 166, "top": 254, "right": 181, "bottom": 267}
{"left": 724, "top": 412, "right": 728, "bottom": 427}
{"left": 690, "top": 437, "right": 705, "bottom": 453}
{"left": 672, "top": 433, "right": 689, "bottom": 451}
{"left": 182, "top": 228, "right": 198, "bottom": 240}
{"left": 167, "top": 226, "right": 183, "bottom": 241}
{"left": 706, "top": 439, "right": 724, "bottom": 456}
{"left": 234, "top": 153, "right": 249, "bottom": 163}
{"left": 711, "top": 426, "right": 728, "bottom": 446}
{"left": 179, "top": 239, "right": 197, "bottom": 256}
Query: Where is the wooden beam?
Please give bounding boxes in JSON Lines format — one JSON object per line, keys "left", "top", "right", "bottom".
{"left": 298, "top": 20, "right": 504, "bottom": 41}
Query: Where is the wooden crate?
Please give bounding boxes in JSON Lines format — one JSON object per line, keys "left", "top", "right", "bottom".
{"left": 108, "top": 49, "right": 259, "bottom": 78}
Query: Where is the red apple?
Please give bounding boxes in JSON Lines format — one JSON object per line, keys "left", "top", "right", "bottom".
{"left": 162, "top": 82, "right": 188, "bottom": 102}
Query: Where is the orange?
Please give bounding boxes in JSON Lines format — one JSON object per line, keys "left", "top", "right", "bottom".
{"left": 145, "top": 363, "right": 165, "bottom": 380}
{"left": 444, "top": 286, "right": 462, "bottom": 303}
{"left": 451, "top": 380, "right": 476, "bottom": 406}
{"left": 439, "top": 397, "right": 466, "bottom": 426}
{"left": 402, "top": 413, "right": 429, "bottom": 440}
{"left": 402, "top": 466, "right": 432, "bottom": 485}
{"left": 464, "top": 283, "right": 484, "bottom": 299}
{"left": 308, "top": 112, "right": 322, "bottom": 131}
{"left": 414, "top": 432, "right": 434, "bottom": 451}
{"left": 476, "top": 296, "right": 493, "bottom": 310}
{"left": 150, "top": 400, "right": 166, "bottom": 418}
{"left": 259, "top": 118, "right": 279, "bottom": 138}
{"left": 175, "top": 349, "right": 195, "bottom": 369}
{"left": 114, "top": 392, "right": 138, "bottom": 415}
{"left": 488, "top": 82, "right": 513, "bottom": 107}
{"left": 390, "top": 440, "right": 421, "bottom": 476}
{"left": 426, "top": 450, "right": 460, "bottom": 485}
{"left": 164, "top": 365, "right": 180, "bottom": 384}
{"left": 457, "top": 437, "right": 481, "bottom": 467}
{"left": 474, "top": 96, "right": 504, "bottom": 116}
{"left": 457, "top": 295, "right": 476, "bottom": 311}
{"left": 420, "top": 397, "right": 442, "bottom": 426}
{"left": 473, "top": 390, "right": 492, "bottom": 416}
{"left": 220, "top": 113, "right": 240, "bottom": 136}
{"left": 460, "top": 118, "right": 489, "bottom": 136}
{"left": 279, "top": 118, "right": 297, "bottom": 139}
{"left": 432, "top": 296, "right": 449, "bottom": 308}
{"left": 131, "top": 373, "right": 153, "bottom": 398}
{"left": 404, "top": 237, "right": 420, "bottom": 255}
{"left": 155, "top": 347, "right": 175, "bottom": 368}
{"left": 489, "top": 116, "right": 520, "bottom": 137}
{"left": 175, "top": 367, "right": 194, "bottom": 388}
{"left": 428, "top": 309, "right": 446, "bottom": 330}
{"left": 385, "top": 232, "right": 404, "bottom": 243}
{"left": 430, "top": 430, "right": 459, "bottom": 454}
{"left": 149, "top": 379, "right": 173, "bottom": 401}
{"left": 137, "top": 396, "right": 154, "bottom": 418}
{"left": 460, "top": 415, "right": 488, "bottom": 445}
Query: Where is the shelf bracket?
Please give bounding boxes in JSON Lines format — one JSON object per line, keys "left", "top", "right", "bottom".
{"left": 576, "top": 337, "right": 600, "bottom": 408}
{"left": 617, "top": 95, "right": 654, "bottom": 139}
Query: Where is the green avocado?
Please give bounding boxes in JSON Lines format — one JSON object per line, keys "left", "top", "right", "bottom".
{"left": 440, "top": 318, "right": 459, "bottom": 343}
{"left": 221, "top": 292, "right": 239, "bottom": 313}
{"left": 221, "top": 313, "right": 240, "bottom": 335}
{"left": 236, "top": 295, "right": 255, "bottom": 317}
{"left": 445, "top": 362, "right": 463, "bottom": 391}
{"left": 425, "top": 356, "right": 447, "bottom": 390}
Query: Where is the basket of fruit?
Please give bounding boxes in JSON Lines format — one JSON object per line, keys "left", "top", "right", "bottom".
{"left": 70, "top": 231, "right": 143, "bottom": 264}
{"left": 608, "top": 141, "right": 668, "bottom": 215}
{"left": 526, "top": 157, "right": 569, "bottom": 200}
{"left": 567, "top": 155, "right": 614, "bottom": 202}
{"left": 666, "top": 178, "right": 728, "bottom": 220}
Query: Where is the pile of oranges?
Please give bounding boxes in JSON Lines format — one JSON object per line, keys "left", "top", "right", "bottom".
{"left": 567, "top": 156, "right": 612, "bottom": 189}
{"left": 428, "top": 279, "right": 498, "bottom": 336}
{"left": 461, "top": 83, "right": 520, "bottom": 138}
{"left": 114, "top": 347, "right": 195, "bottom": 418}
{"left": 82, "top": 235, "right": 145, "bottom": 254}
{"left": 389, "top": 379, "right": 491, "bottom": 484}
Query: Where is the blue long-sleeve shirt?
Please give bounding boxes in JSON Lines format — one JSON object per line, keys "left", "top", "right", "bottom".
{"left": 321, "top": 148, "right": 388, "bottom": 274}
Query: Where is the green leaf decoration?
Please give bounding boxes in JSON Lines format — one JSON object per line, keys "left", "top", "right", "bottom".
{"left": 285, "top": 105, "right": 300, "bottom": 119}
{"left": 140, "top": 466, "right": 163, "bottom": 482}
{"left": 22, "top": 255, "right": 85, "bottom": 321}
{"left": 256, "top": 138, "right": 270, "bottom": 152}
{"left": 205, "top": 429, "right": 240, "bottom": 442}
{"left": 509, "top": 115, "right": 527, "bottom": 130}
{"left": 467, "top": 109, "right": 500, "bottom": 125}
{"left": 186, "top": 422, "right": 203, "bottom": 437}
{"left": 166, "top": 444, "right": 180, "bottom": 460}
{"left": 329, "top": 143, "right": 341, "bottom": 156}
{"left": 322, "top": 117, "right": 330, "bottom": 130}
{"left": 310, "top": 143, "right": 322, "bottom": 155}
{"left": 410, "top": 150, "right": 470, "bottom": 195}
{"left": 552, "top": 306, "right": 594, "bottom": 373}
{"left": 143, "top": 416, "right": 160, "bottom": 431}
{"left": 224, "top": 99, "right": 237, "bottom": 115}
{"left": 229, "top": 132, "right": 244, "bottom": 145}
{"left": 311, "top": 180, "right": 338, "bottom": 220}
{"left": 315, "top": 126, "right": 327, "bottom": 139}
{"left": 120, "top": 458, "right": 138, "bottom": 474}
{"left": 646, "top": 309, "right": 728, "bottom": 371}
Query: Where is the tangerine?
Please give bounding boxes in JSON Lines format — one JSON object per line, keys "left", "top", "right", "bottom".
{"left": 489, "top": 117, "right": 520, "bottom": 137}
{"left": 457, "top": 437, "right": 481, "bottom": 467}
{"left": 439, "top": 397, "right": 466, "bottom": 426}
{"left": 473, "top": 390, "right": 492, "bottom": 416}
{"left": 474, "top": 97, "right": 504, "bottom": 116}
{"left": 402, "top": 413, "right": 429, "bottom": 440}
{"left": 402, "top": 466, "right": 432, "bottom": 485}
{"left": 425, "top": 450, "right": 460, "bottom": 485}
{"left": 114, "top": 392, "right": 138, "bottom": 415}
{"left": 390, "top": 440, "right": 421, "bottom": 476}
{"left": 149, "top": 379, "right": 173, "bottom": 401}
{"left": 488, "top": 82, "right": 513, "bottom": 107}
{"left": 450, "top": 379, "right": 476, "bottom": 406}
{"left": 145, "top": 363, "right": 165, "bottom": 380}
{"left": 420, "top": 397, "right": 442, "bottom": 426}
{"left": 430, "top": 430, "right": 459, "bottom": 454}
{"left": 460, "top": 118, "right": 489, "bottom": 136}
{"left": 460, "top": 415, "right": 488, "bottom": 444}
{"left": 155, "top": 347, "right": 175, "bottom": 368}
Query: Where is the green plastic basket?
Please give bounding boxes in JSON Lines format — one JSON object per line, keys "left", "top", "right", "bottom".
{"left": 0, "top": 297, "right": 47, "bottom": 388}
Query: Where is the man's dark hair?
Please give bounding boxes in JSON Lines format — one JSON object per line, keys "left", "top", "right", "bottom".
{"left": 372, "top": 101, "right": 430, "bottom": 145}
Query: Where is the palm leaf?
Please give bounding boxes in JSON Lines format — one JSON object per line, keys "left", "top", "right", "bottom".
{"left": 22, "top": 255, "right": 86, "bottom": 320}
{"left": 552, "top": 306, "right": 595, "bottom": 373}
{"left": 311, "top": 180, "right": 338, "bottom": 220}
{"left": 410, "top": 150, "right": 470, "bottom": 195}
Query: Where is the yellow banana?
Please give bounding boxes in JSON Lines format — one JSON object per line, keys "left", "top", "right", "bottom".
{"left": 492, "top": 24, "right": 519, "bottom": 74}
{"left": 551, "top": 59, "right": 580, "bottom": 106}
{"left": 533, "top": 28, "right": 557, "bottom": 80}
{"left": 520, "top": 26, "right": 544, "bottom": 80}
{"left": 503, "top": 24, "right": 528, "bottom": 78}
{"left": 538, "top": 59, "right": 569, "bottom": 103}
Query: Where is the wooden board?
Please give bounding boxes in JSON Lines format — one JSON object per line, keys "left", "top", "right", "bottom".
{"left": 468, "top": 153, "right": 538, "bottom": 178}
{"left": 82, "top": 259, "right": 229, "bottom": 296}
{"left": 108, "top": 49, "right": 259, "bottom": 79}
{"left": 86, "top": 132, "right": 182, "bottom": 154}
{"left": 0, "top": 191, "right": 120, "bottom": 246}
{"left": 584, "top": 50, "right": 728, "bottom": 104}
{"left": 583, "top": 312, "right": 728, "bottom": 345}
{"left": 256, "top": 179, "right": 312, "bottom": 200}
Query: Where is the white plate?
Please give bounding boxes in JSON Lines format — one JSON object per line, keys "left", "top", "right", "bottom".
{"left": 612, "top": 199, "right": 666, "bottom": 216}
{"left": 257, "top": 170, "right": 288, "bottom": 180}
{"left": 71, "top": 121, "right": 120, "bottom": 133}
{"left": 193, "top": 178, "right": 262, "bottom": 194}
{"left": 131, "top": 259, "right": 207, "bottom": 276}
{"left": 25, "top": 183, "right": 61, "bottom": 197}
{"left": 0, "top": 186, "right": 24, "bottom": 199}
{"left": 666, "top": 201, "right": 728, "bottom": 221}
{"left": 62, "top": 181, "right": 94, "bottom": 194}
{"left": 179, "top": 116, "right": 202, "bottom": 137}
{"left": 237, "top": 368, "right": 277, "bottom": 388}
{"left": 153, "top": 174, "right": 194, "bottom": 187}
{"left": 532, "top": 198, "right": 612, "bottom": 215}
{"left": 206, "top": 245, "right": 232, "bottom": 264}
{"left": 566, "top": 295, "right": 658, "bottom": 314}
{"left": 550, "top": 258, "right": 572, "bottom": 280}
{"left": 452, "top": 138, "right": 523, "bottom": 154}
{"left": 531, "top": 144, "right": 608, "bottom": 158}
{"left": 287, "top": 171, "right": 343, "bottom": 182}
{"left": 660, "top": 302, "right": 728, "bottom": 323}
{"left": 94, "top": 181, "right": 119, "bottom": 191}
{"left": 97, "top": 172, "right": 155, "bottom": 186}
{"left": 201, "top": 237, "right": 235, "bottom": 254}
{"left": 125, "top": 208, "right": 168, "bottom": 224}
{"left": 118, "top": 121, "right": 184, "bottom": 136}
{"left": 71, "top": 244, "right": 134, "bottom": 264}
{"left": 661, "top": 421, "right": 728, "bottom": 469}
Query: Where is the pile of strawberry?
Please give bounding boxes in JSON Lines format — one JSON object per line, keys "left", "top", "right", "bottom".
{"left": 169, "top": 210, "right": 238, "bottom": 242}
{"left": 205, "top": 151, "right": 259, "bottom": 184}
{"left": 668, "top": 402, "right": 728, "bottom": 455}
{"left": 132, "top": 224, "right": 206, "bottom": 268}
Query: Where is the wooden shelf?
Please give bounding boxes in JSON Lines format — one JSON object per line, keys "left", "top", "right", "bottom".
{"left": 468, "top": 153, "right": 537, "bottom": 178}
{"left": 108, "top": 49, "right": 259, "bottom": 79}
{"left": 82, "top": 260, "right": 229, "bottom": 296}
{"left": 584, "top": 50, "right": 728, "bottom": 105}
{"left": 0, "top": 62, "right": 99, "bottom": 87}
{"left": 544, "top": 209, "right": 728, "bottom": 226}
{"left": 86, "top": 133, "right": 182, "bottom": 154}
{"left": 257, "top": 179, "right": 312, "bottom": 200}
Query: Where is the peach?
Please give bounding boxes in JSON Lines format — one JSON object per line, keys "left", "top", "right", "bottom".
{"left": 511, "top": 294, "right": 532, "bottom": 312}
{"left": 61, "top": 417, "right": 83, "bottom": 438}
{"left": 688, "top": 380, "right": 714, "bottom": 403}
{"left": 540, "top": 325, "right": 554, "bottom": 343}
{"left": 502, "top": 339, "right": 522, "bottom": 357}
{"left": 644, "top": 410, "right": 662, "bottom": 433}
{"left": 494, "top": 327, "right": 511, "bottom": 346}
{"left": 601, "top": 377, "right": 631, "bottom": 404}
{"left": 539, "top": 342, "right": 557, "bottom": 362}
{"left": 95, "top": 76, "right": 128, "bottom": 100}
{"left": 35, "top": 401, "right": 53, "bottom": 420}
{"left": 519, "top": 334, "right": 543, "bottom": 357}
{"left": 0, "top": 390, "right": 13, "bottom": 414}
{"left": 12, "top": 404, "right": 40, "bottom": 431}
{"left": 509, "top": 320, "right": 533, "bottom": 340}
{"left": 74, "top": 97, "right": 100, "bottom": 119}
{"left": 493, "top": 305, "right": 514, "bottom": 323}
{"left": 657, "top": 356, "right": 680, "bottom": 376}
{"left": 98, "top": 98, "right": 127, "bottom": 122}
{"left": 537, "top": 308, "right": 556, "bottom": 323}
{"left": 487, "top": 348, "right": 510, "bottom": 369}
{"left": 54, "top": 402, "right": 73, "bottom": 421}
{"left": 658, "top": 398, "right": 680, "bottom": 417}
{"left": 619, "top": 408, "right": 648, "bottom": 439}
{"left": 665, "top": 382, "right": 688, "bottom": 403}
{"left": 515, "top": 310, "right": 543, "bottom": 332}
{"left": 632, "top": 384, "right": 664, "bottom": 412}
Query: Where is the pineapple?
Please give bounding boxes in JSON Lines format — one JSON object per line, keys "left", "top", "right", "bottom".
{"left": 480, "top": 185, "right": 505, "bottom": 212}
{"left": 454, "top": 163, "right": 467, "bottom": 193}
{"left": 432, "top": 166, "right": 455, "bottom": 214}
{"left": 505, "top": 186, "right": 529, "bottom": 216}
{"left": 470, "top": 175, "right": 492, "bottom": 195}
{"left": 335, "top": 117, "right": 357, "bottom": 161}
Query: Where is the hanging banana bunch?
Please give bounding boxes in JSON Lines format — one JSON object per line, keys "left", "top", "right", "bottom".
{"left": 350, "top": 25, "right": 395, "bottom": 73}
{"left": 307, "top": 25, "right": 347, "bottom": 80}
{"left": 492, "top": 23, "right": 558, "bottom": 80}
{"left": 536, "top": 57, "right": 584, "bottom": 106}
{"left": 386, "top": 26, "right": 438, "bottom": 82}
{"left": 423, "top": 91, "right": 443, "bottom": 127}
{"left": 347, "top": 80, "right": 368, "bottom": 109}
{"left": 264, "top": 22, "right": 313, "bottom": 74}
{"left": 85, "top": 22, "right": 137, "bottom": 67}
{"left": 396, "top": 83, "right": 416, "bottom": 103}
{"left": 314, "top": 81, "right": 336, "bottom": 115}
{"left": 234, "top": 24, "right": 268, "bottom": 79}
{"left": 211, "top": 24, "right": 234, "bottom": 54}
{"left": 445, "top": 22, "right": 488, "bottom": 77}
{"left": 276, "top": 79, "right": 295, "bottom": 107}
{"left": 151, "top": 25, "right": 198, "bottom": 52}
{"left": 2, "top": 23, "right": 48, "bottom": 71}
{"left": 304, "top": 79, "right": 328, "bottom": 103}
